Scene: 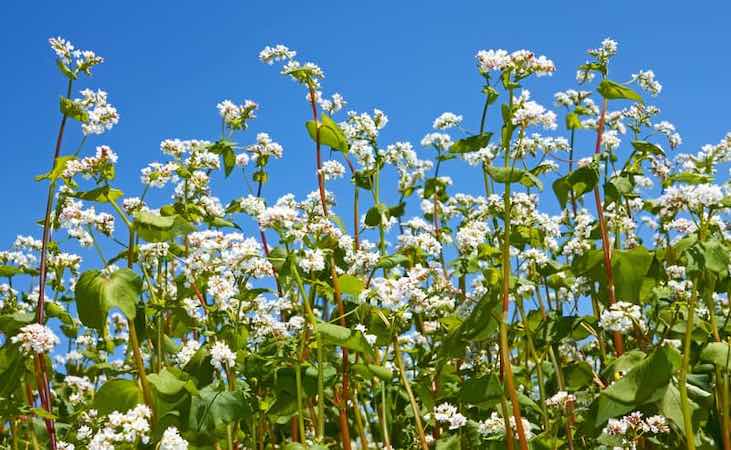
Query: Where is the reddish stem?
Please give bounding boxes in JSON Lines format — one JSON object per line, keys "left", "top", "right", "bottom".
{"left": 592, "top": 97, "right": 625, "bottom": 356}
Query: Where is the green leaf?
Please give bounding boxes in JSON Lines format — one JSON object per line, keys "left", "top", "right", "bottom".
{"left": 566, "top": 111, "right": 582, "bottom": 130}
{"left": 305, "top": 114, "right": 349, "bottom": 152}
{"left": 631, "top": 140, "right": 664, "bottom": 156}
{"left": 700, "top": 342, "right": 731, "bottom": 371}
{"left": 35, "top": 155, "right": 77, "bottom": 182}
{"left": 317, "top": 322, "right": 373, "bottom": 355}
{"left": 602, "top": 345, "right": 680, "bottom": 405}
{"left": 376, "top": 253, "right": 409, "bottom": 269}
{"left": 74, "top": 268, "right": 142, "bottom": 330}
{"left": 94, "top": 379, "right": 144, "bottom": 416}
{"left": 553, "top": 164, "right": 599, "bottom": 209}
{"left": 449, "top": 133, "right": 492, "bottom": 154}
{"left": 612, "top": 246, "right": 654, "bottom": 302}
{"left": 364, "top": 205, "right": 383, "bottom": 227}
{"left": 189, "top": 381, "right": 251, "bottom": 432}
{"left": 338, "top": 274, "right": 364, "bottom": 297}
{"left": 435, "top": 434, "right": 461, "bottom": 450}
{"left": 486, "top": 166, "right": 543, "bottom": 190}
{"left": 71, "top": 186, "right": 124, "bottom": 203}
{"left": 148, "top": 368, "right": 193, "bottom": 396}
{"left": 59, "top": 96, "right": 89, "bottom": 122}
{"left": 134, "top": 211, "right": 195, "bottom": 243}
{"left": 597, "top": 79, "right": 643, "bottom": 102}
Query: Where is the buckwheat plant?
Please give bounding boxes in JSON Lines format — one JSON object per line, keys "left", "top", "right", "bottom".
{"left": 0, "top": 36, "right": 730, "bottom": 450}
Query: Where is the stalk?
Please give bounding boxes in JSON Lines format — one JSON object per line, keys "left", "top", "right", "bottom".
{"left": 592, "top": 97, "right": 624, "bottom": 356}
{"left": 393, "top": 336, "right": 429, "bottom": 450}
{"left": 679, "top": 287, "right": 698, "bottom": 450}
{"left": 307, "top": 84, "right": 352, "bottom": 449}
{"left": 30, "top": 77, "right": 74, "bottom": 450}
{"left": 499, "top": 118, "right": 529, "bottom": 449}
{"left": 109, "top": 198, "right": 156, "bottom": 423}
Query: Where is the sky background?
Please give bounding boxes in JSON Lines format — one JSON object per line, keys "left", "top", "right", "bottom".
{"left": 1, "top": 1, "right": 730, "bottom": 263}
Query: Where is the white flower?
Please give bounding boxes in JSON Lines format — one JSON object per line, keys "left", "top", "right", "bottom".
{"left": 175, "top": 340, "right": 201, "bottom": 367}
{"left": 259, "top": 44, "right": 296, "bottom": 64}
{"left": 217, "top": 99, "right": 258, "bottom": 130}
{"left": 432, "top": 112, "right": 463, "bottom": 130}
{"left": 632, "top": 70, "right": 662, "bottom": 96}
{"left": 432, "top": 403, "right": 467, "bottom": 430}
{"left": 11, "top": 323, "right": 59, "bottom": 355}
{"left": 159, "top": 427, "right": 188, "bottom": 450}
{"left": 545, "top": 391, "right": 576, "bottom": 410}
{"left": 299, "top": 248, "right": 326, "bottom": 273}
{"left": 319, "top": 160, "right": 346, "bottom": 180}
{"left": 210, "top": 341, "right": 236, "bottom": 371}
{"left": 599, "top": 301, "right": 645, "bottom": 333}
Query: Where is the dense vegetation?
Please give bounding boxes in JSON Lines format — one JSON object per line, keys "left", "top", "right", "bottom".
{"left": 0, "top": 37, "right": 730, "bottom": 450}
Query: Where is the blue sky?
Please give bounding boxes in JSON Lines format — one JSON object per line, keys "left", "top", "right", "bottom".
{"left": 1, "top": 1, "right": 730, "bottom": 258}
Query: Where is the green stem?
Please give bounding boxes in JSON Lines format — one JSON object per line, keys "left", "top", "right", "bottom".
{"left": 679, "top": 288, "right": 698, "bottom": 450}
{"left": 393, "top": 337, "right": 429, "bottom": 450}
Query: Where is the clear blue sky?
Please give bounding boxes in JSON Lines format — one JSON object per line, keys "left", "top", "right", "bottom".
{"left": 1, "top": 1, "right": 730, "bottom": 254}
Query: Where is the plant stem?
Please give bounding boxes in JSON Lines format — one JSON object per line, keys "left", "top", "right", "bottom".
{"left": 499, "top": 118, "right": 529, "bottom": 450}
{"left": 392, "top": 337, "right": 429, "bottom": 450}
{"left": 679, "top": 287, "right": 698, "bottom": 450}
{"left": 592, "top": 96, "right": 624, "bottom": 356}
{"left": 308, "top": 84, "right": 352, "bottom": 449}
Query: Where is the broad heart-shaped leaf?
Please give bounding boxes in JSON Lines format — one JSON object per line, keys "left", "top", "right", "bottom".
{"left": 75, "top": 268, "right": 142, "bottom": 330}
{"left": 593, "top": 346, "right": 680, "bottom": 429}
{"left": 700, "top": 342, "right": 731, "bottom": 371}
{"left": 148, "top": 367, "right": 197, "bottom": 396}
{"left": 597, "top": 79, "right": 643, "bottom": 103}
{"left": 94, "top": 379, "right": 144, "bottom": 416}
{"left": 209, "top": 139, "right": 237, "bottom": 177}
{"left": 486, "top": 166, "right": 543, "bottom": 190}
{"left": 631, "top": 140, "right": 665, "bottom": 156}
{"left": 316, "top": 322, "right": 373, "bottom": 356}
{"left": 34, "top": 155, "right": 76, "bottom": 182}
{"left": 338, "top": 274, "right": 364, "bottom": 297}
{"left": 71, "top": 186, "right": 123, "bottom": 203}
{"left": 59, "top": 96, "right": 89, "bottom": 122}
{"left": 449, "top": 132, "right": 492, "bottom": 154}
{"left": 188, "top": 381, "right": 251, "bottom": 433}
{"left": 435, "top": 434, "right": 461, "bottom": 450}
{"left": 133, "top": 211, "right": 195, "bottom": 243}
{"left": 552, "top": 164, "right": 599, "bottom": 209}
{"left": 305, "top": 113, "right": 349, "bottom": 152}
{"left": 0, "top": 345, "right": 24, "bottom": 397}
{"left": 611, "top": 246, "right": 655, "bottom": 302}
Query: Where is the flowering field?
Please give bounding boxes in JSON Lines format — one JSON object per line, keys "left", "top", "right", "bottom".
{"left": 0, "top": 36, "right": 729, "bottom": 450}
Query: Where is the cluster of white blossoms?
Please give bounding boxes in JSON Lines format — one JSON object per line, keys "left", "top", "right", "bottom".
{"left": 475, "top": 49, "right": 555, "bottom": 77}
{"left": 247, "top": 132, "right": 284, "bottom": 160}
{"left": 431, "top": 403, "right": 467, "bottom": 430}
{"left": 655, "top": 183, "right": 725, "bottom": 218}
{"left": 420, "top": 132, "right": 453, "bottom": 151}
{"left": 259, "top": 44, "right": 297, "bottom": 64}
{"left": 432, "top": 112, "right": 463, "bottom": 130}
{"left": 175, "top": 339, "right": 202, "bottom": 367}
{"left": 477, "top": 412, "right": 534, "bottom": 439}
{"left": 76, "top": 89, "right": 120, "bottom": 136}
{"left": 210, "top": 341, "right": 236, "bottom": 371}
{"left": 63, "top": 145, "right": 118, "bottom": 179}
{"left": 599, "top": 301, "right": 646, "bottom": 334}
{"left": 49, "top": 36, "right": 103, "bottom": 75}
{"left": 318, "top": 160, "right": 346, "bottom": 180}
{"left": 603, "top": 412, "right": 670, "bottom": 444}
{"left": 456, "top": 220, "right": 488, "bottom": 253}
{"left": 217, "top": 99, "right": 258, "bottom": 130}
{"left": 511, "top": 91, "right": 557, "bottom": 129}
{"left": 299, "top": 248, "right": 326, "bottom": 272}
{"left": 632, "top": 70, "right": 663, "bottom": 96}
{"left": 159, "top": 426, "right": 189, "bottom": 450}
{"left": 86, "top": 405, "right": 152, "bottom": 449}
{"left": 11, "top": 323, "right": 59, "bottom": 355}
{"left": 545, "top": 391, "right": 576, "bottom": 410}
{"left": 316, "top": 92, "right": 346, "bottom": 114}
{"left": 58, "top": 196, "right": 115, "bottom": 246}
{"left": 64, "top": 375, "right": 94, "bottom": 405}
{"left": 653, "top": 121, "right": 682, "bottom": 149}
